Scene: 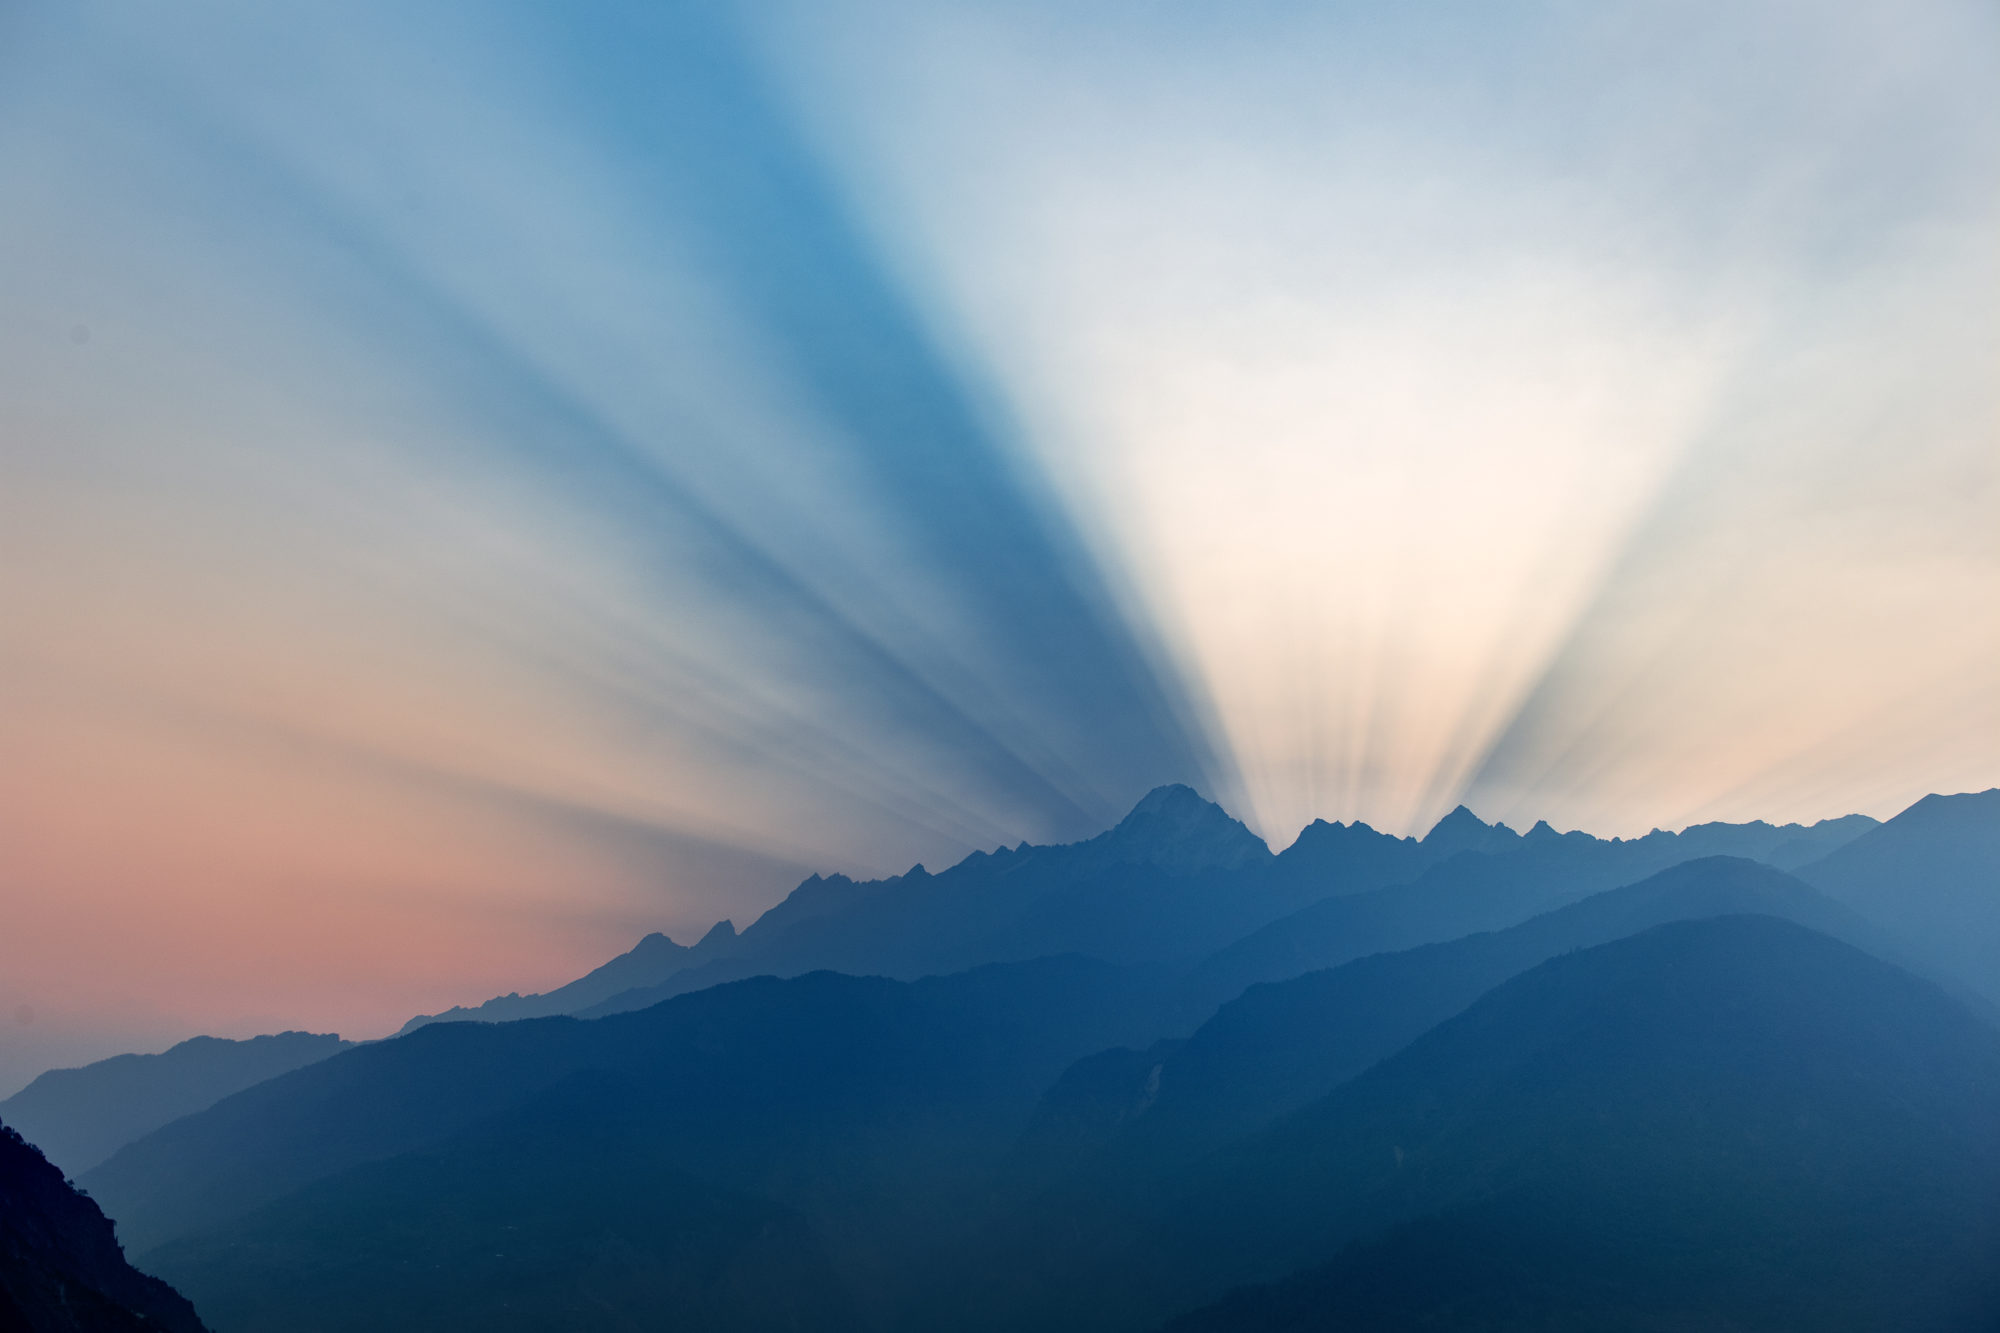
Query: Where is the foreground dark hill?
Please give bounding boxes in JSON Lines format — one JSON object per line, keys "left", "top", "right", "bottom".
{"left": 0, "top": 1033, "right": 350, "bottom": 1178}
{"left": 984, "top": 916, "right": 2000, "bottom": 1333}
{"left": 0, "top": 1121, "right": 207, "bottom": 1333}
{"left": 1021, "top": 857, "right": 1883, "bottom": 1168}
{"left": 1800, "top": 787, "right": 2000, "bottom": 1002}
{"left": 86, "top": 956, "right": 1173, "bottom": 1260}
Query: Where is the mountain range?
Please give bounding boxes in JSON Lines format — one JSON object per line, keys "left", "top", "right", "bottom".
{"left": 6, "top": 783, "right": 1996, "bottom": 1332}
{"left": 406, "top": 786, "right": 1883, "bottom": 1029}
{"left": 24, "top": 788, "right": 1887, "bottom": 1182}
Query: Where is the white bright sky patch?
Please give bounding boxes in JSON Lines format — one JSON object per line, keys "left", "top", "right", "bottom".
{"left": 760, "top": 0, "right": 2000, "bottom": 840}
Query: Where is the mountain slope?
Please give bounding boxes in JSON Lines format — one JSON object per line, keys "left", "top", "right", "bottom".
{"left": 1008, "top": 916, "right": 2000, "bottom": 1332}
{"left": 1799, "top": 787, "right": 2000, "bottom": 1001}
{"left": 117, "top": 957, "right": 1187, "bottom": 1332}
{"left": 86, "top": 956, "right": 1173, "bottom": 1259}
{"left": 0, "top": 1121, "right": 208, "bottom": 1333}
{"left": 1165, "top": 1179, "right": 2000, "bottom": 1333}
{"left": 143, "top": 1097, "right": 861, "bottom": 1333}
{"left": 1, "top": 1033, "right": 350, "bottom": 1178}
{"left": 1023, "top": 857, "right": 1881, "bottom": 1166}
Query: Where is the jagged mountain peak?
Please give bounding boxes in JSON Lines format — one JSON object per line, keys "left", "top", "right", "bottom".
{"left": 1421, "top": 803, "right": 1521, "bottom": 857}
{"left": 1100, "top": 784, "right": 1271, "bottom": 874}
{"left": 1124, "top": 783, "right": 1211, "bottom": 819}
{"left": 626, "top": 931, "right": 685, "bottom": 960}
{"left": 1424, "top": 803, "right": 1487, "bottom": 837}
{"left": 1283, "top": 816, "right": 1396, "bottom": 850}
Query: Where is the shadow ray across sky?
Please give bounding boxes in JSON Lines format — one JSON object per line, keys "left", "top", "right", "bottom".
{"left": 0, "top": 0, "right": 1993, "bottom": 1069}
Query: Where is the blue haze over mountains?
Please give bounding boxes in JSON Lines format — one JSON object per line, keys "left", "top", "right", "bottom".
{"left": 0, "top": 1035, "right": 351, "bottom": 1180}
{"left": 5, "top": 784, "right": 2000, "bottom": 1330}
{"left": 399, "top": 786, "right": 1884, "bottom": 1031}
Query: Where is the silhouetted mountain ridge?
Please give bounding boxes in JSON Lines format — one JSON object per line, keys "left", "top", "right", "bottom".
{"left": 1184, "top": 807, "right": 1887, "bottom": 1010}
{"left": 564, "top": 788, "right": 1878, "bottom": 1021}
{"left": 1, "top": 1032, "right": 351, "bottom": 1178}
{"left": 1096, "top": 784, "right": 1272, "bottom": 875}
{"left": 398, "top": 922, "right": 744, "bottom": 1034}
{"left": 1419, "top": 804, "right": 1521, "bottom": 858}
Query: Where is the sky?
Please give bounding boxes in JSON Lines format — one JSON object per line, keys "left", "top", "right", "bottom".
{"left": 1, "top": 0, "right": 1995, "bottom": 1093}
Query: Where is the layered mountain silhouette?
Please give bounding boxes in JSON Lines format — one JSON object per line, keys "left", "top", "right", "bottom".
{"left": 1159, "top": 915, "right": 2000, "bottom": 1332}
{"left": 29, "top": 784, "right": 2000, "bottom": 1333}
{"left": 0, "top": 1120, "right": 207, "bottom": 1333}
{"left": 405, "top": 785, "right": 1881, "bottom": 1029}
{"left": 1017, "top": 857, "right": 1888, "bottom": 1168}
{"left": 965, "top": 917, "right": 2000, "bottom": 1332}
{"left": 87, "top": 956, "right": 1177, "bottom": 1258}
{"left": 1, "top": 1032, "right": 350, "bottom": 1178}
{"left": 1180, "top": 812, "right": 1888, "bottom": 1011}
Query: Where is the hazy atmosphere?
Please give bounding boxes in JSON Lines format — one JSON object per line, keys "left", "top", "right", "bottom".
{"left": 3, "top": 0, "right": 1996, "bottom": 1091}
{"left": 4, "top": 7, "right": 2000, "bottom": 1332}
